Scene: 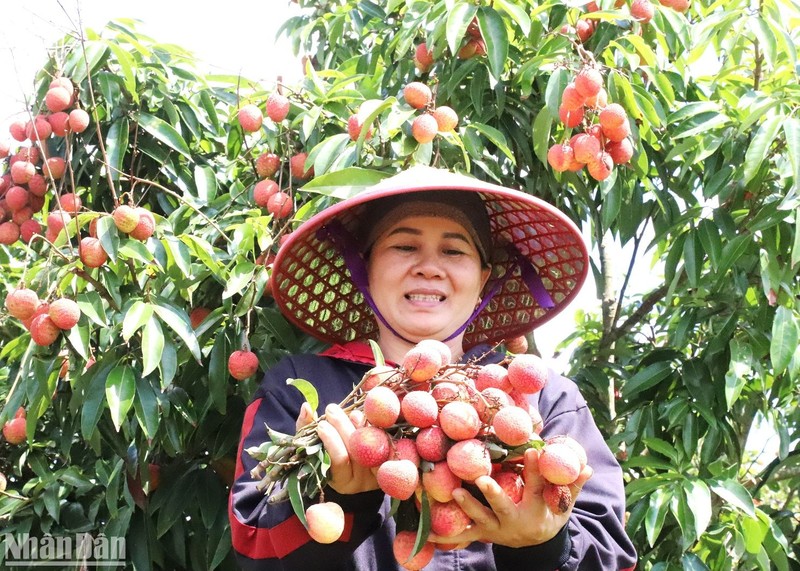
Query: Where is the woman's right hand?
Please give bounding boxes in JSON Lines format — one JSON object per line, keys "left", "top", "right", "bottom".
{"left": 311, "top": 403, "right": 380, "bottom": 495}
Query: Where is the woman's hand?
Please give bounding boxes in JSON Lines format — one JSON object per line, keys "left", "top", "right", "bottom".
{"left": 313, "top": 403, "right": 380, "bottom": 495}
{"left": 428, "top": 448, "right": 592, "bottom": 548}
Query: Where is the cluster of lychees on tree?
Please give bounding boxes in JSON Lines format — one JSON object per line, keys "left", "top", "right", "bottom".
{"left": 247, "top": 340, "right": 588, "bottom": 570}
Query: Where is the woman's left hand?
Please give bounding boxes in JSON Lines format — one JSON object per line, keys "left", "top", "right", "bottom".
{"left": 428, "top": 447, "right": 592, "bottom": 548}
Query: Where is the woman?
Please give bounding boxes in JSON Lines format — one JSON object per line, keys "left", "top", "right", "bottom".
{"left": 229, "top": 166, "right": 637, "bottom": 570}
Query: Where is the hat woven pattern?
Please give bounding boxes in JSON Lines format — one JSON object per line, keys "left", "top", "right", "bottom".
{"left": 273, "top": 191, "right": 586, "bottom": 348}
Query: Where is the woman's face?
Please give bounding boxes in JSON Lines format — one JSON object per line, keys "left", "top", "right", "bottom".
{"left": 366, "top": 215, "right": 491, "bottom": 345}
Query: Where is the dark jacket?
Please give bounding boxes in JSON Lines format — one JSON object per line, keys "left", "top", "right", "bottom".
{"left": 229, "top": 342, "right": 637, "bottom": 570}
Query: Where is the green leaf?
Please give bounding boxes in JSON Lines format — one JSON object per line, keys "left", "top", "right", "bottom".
{"left": 784, "top": 119, "right": 800, "bottom": 201}
{"left": 80, "top": 358, "right": 115, "bottom": 440}
{"left": 477, "top": 6, "right": 508, "bottom": 81}
{"left": 288, "top": 470, "right": 308, "bottom": 528}
{"left": 105, "top": 41, "right": 138, "bottom": 103}
{"left": 717, "top": 235, "right": 751, "bottom": 275}
{"left": 67, "top": 41, "right": 108, "bottom": 85}
{"left": 208, "top": 331, "right": 231, "bottom": 414}
{"left": 141, "top": 315, "right": 165, "bottom": 377}
{"left": 106, "top": 365, "right": 136, "bottom": 431}
{"left": 287, "top": 378, "right": 319, "bottom": 413}
{"left": 725, "top": 338, "right": 752, "bottom": 409}
{"left": 771, "top": 306, "right": 799, "bottom": 375}
{"left": 751, "top": 17, "right": 777, "bottom": 68}
{"left": 152, "top": 299, "right": 202, "bottom": 362}
{"left": 106, "top": 117, "right": 129, "bottom": 181}
{"left": 446, "top": 4, "right": 478, "bottom": 57}
{"left": 308, "top": 133, "right": 351, "bottom": 176}
{"left": 645, "top": 487, "right": 671, "bottom": 546}
{"left": 683, "top": 229, "right": 702, "bottom": 288}
{"left": 532, "top": 107, "right": 554, "bottom": 166}
{"left": 97, "top": 214, "right": 120, "bottom": 263}
{"left": 683, "top": 479, "right": 711, "bottom": 540}
{"left": 698, "top": 218, "right": 722, "bottom": 270}
{"left": 466, "top": 123, "right": 515, "bottom": 164}
{"left": 743, "top": 115, "right": 782, "bottom": 184}
{"left": 136, "top": 112, "right": 192, "bottom": 157}
{"left": 133, "top": 376, "right": 160, "bottom": 440}
{"left": 792, "top": 208, "right": 800, "bottom": 269}
{"left": 223, "top": 260, "right": 256, "bottom": 300}
{"left": 545, "top": 68, "right": 570, "bottom": 115}
{"left": 412, "top": 490, "right": 432, "bottom": 558}
{"left": 494, "top": 0, "right": 531, "bottom": 36}
{"left": 622, "top": 361, "right": 673, "bottom": 399}
{"left": 301, "top": 167, "right": 390, "bottom": 199}
{"left": 122, "top": 300, "right": 153, "bottom": 341}
{"left": 194, "top": 165, "right": 218, "bottom": 203}
{"left": 741, "top": 513, "right": 769, "bottom": 554}
{"left": 367, "top": 339, "right": 385, "bottom": 367}
{"left": 710, "top": 479, "right": 756, "bottom": 517}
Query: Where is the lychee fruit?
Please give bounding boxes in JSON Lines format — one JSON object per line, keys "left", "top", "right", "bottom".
{"left": 543, "top": 482, "right": 573, "bottom": 515}
{"left": 129, "top": 208, "right": 156, "bottom": 241}
{"left": 539, "top": 442, "right": 582, "bottom": 485}
{"left": 349, "top": 426, "right": 392, "bottom": 468}
{"left": 2, "top": 417, "right": 27, "bottom": 444}
{"left": 416, "top": 426, "right": 452, "bottom": 462}
{"left": 266, "top": 92, "right": 291, "bottom": 123}
{"left": 393, "top": 530, "right": 435, "bottom": 571}
{"left": 414, "top": 43, "right": 435, "bottom": 73}
{"left": 361, "top": 364, "right": 398, "bottom": 391}
{"left": 68, "top": 109, "right": 90, "bottom": 133}
{"left": 411, "top": 114, "right": 438, "bottom": 144}
{"left": 27, "top": 174, "right": 47, "bottom": 197}
{"left": 30, "top": 314, "right": 61, "bottom": 346}
{"left": 20, "top": 219, "right": 42, "bottom": 244}
{"left": 377, "top": 459, "right": 419, "bottom": 500}
{"left": 493, "top": 470, "right": 524, "bottom": 504}
{"left": 558, "top": 105, "right": 584, "bottom": 128}
{"left": 238, "top": 104, "right": 263, "bottom": 132}
{"left": 546, "top": 435, "right": 588, "bottom": 469}
{"left": 58, "top": 192, "right": 81, "bottom": 213}
{"left": 80, "top": 237, "right": 108, "bottom": 268}
{"left": 439, "top": 401, "right": 481, "bottom": 441}
{"left": 267, "top": 191, "right": 293, "bottom": 219}
{"left": 402, "top": 344, "right": 442, "bottom": 383}
{"left": 415, "top": 339, "right": 452, "bottom": 365}
{"left": 505, "top": 335, "right": 529, "bottom": 354}
{"left": 305, "top": 502, "right": 345, "bottom": 544}
{"left": 432, "top": 106, "right": 458, "bottom": 132}
{"left": 603, "top": 118, "right": 632, "bottom": 143}
{"left": 347, "top": 113, "right": 373, "bottom": 141}
{"left": 491, "top": 406, "right": 534, "bottom": 446}
{"left": 189, "top": 307, "right": 212, "bottom": 329}
{"left": 48, "top": 112, "right": 70, "bottom": 137}
{"left": 44, "top": 157, "right": 67, "bottom": 180}
{"left": 254, "top": 179, "right": 280, "bottom": 207}
{"left": 400, "top": 390, "right": 439, "bottom": 428}
{"left": 364, "top": 385, "right": 401, "bottom": 428}
{"left": 48, "top": 298, "right": 81, "bottom": 330}
{"left": 10, "top": 161, "right": 35, "bottom": 184}
{"left": 572, "top": 133, "right": 603, "bottom": 165}
{"left": 574, "top": 67, "right": 604, "bottom": 99}
{"left": 446, "top": 438, "right": 491, "bottom": 481}
{"left": 507, "top": 353, "right": 548, "bottom": 394}
{"left": 113, "top": 205, "right": 140, "bottom": 234}
{"left": 403, "top": 82, "right": 432, "bottom": 109}
{"left": 630, "top": 0, "right": 655, "bottom": 22}
{"left": 394, "top": 437, "right": 421, "bottom": 466}
{"left": 45, "top": 87, "right": 72, "bottom": 113}
{"left": 5, "top": 288, "right": 39, "bottom": 320}
{"left": 422, "top": 461, "right": 461, "bottom": 502}
{"left": 606, "top": 139, "right": 634, "bottom": 165}
{"left": 9, "top": 120, "right": 28, "bottom": 142}
{"left": 561, "top": 83, "right": 586, "bottom": 111}
{"left": 255, "top": 153, "right": 281, "bottom": 178}
{"left": 26, "top": 115, "right": 52, "bottom": 141}
{"left": 0, "top": 221, "right": 20, "bottom": 245}
{"left": 430, "top": 500, "right": 471, "bottom": 537}
{"left": 289, "top": 153, "right": 313, "bottom": 180}
{"left": 599, "top": 103, "right": 627, "bottom": 130}
{"left": 5, "top": 186, "right": 29, "bottom": 212}
{"left": 228, "top": 350, "right": 259, "bottom": 380}
{"left": 475, "top": 363, "right": 511, "bottom": 392}
{"left": 587, "top": 152, "right": 614, "bottom": 182}
{"left": 575, "top": 18, "right": 596, "bottom": 43}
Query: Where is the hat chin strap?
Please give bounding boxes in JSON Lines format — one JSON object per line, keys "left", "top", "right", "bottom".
{"left": 319, "top": 221, "right": 555, "bottom": 347}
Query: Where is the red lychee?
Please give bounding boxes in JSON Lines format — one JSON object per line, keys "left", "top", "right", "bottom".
{"left": 400, "top": 390, "right": 439, "bottom": 428}
{"left": 45, "top": 87, "right": 72, "bottom": 113}
{"left": 26, "top": 115, "right": 52, "bottom": 141}
{"left": 574, "top": 67, "right": 604, "bottom": 99}
{"left": 255, "top": 153, "right": 281, "bottom": 178}
{"left": 507, "top": 353, "right": 548, "bottom": 394}
{"left": 5, "top": 186, "right": 29, "bottom": 212}
{"left": 493, "top": 470, "right": 524, "bottom": 503}
{"left": 238, "top": 104, "right": 263, "bottom": 132}
{"left": 68, "top": 109, "right": 90, "bottom": 133}
{"left": 9, "top": 120, "right": 27, "bottom": 142}
{"left": 347, "top": 113, "right": 373, "bottom": 141}
{"left": 189, "top": 307, "right": 212, "bottom": 329}
{"left": 402, "top": 344, "right": 442, "bottom": 383}
{"left": 5, "top": 288, "right": 39, "bottom": 320}
{"left": 0, "top": 221, "right": 20, "bottom": 245}
{"left": 475, "top": 363, "right": 512, "bottom": 392}
{"left": 267, "top": 191, "right": 293, "bottom": 219}
{"left": 80, "top": 237, "right": 108, "bottom": 268}
{"left": 411, "top": 114, "right": 438, "bottom": 144}
{"left": 129, "top": 208, "right": 156, "bottom": 241}
{"left": 393, "top": 530, "right": 435, "bottom": 571}
{"left": 630, "top": 0, "right": 655, "bottom": 22}
{"left": 364, "top": 385, "right": 401, "bottom": 428}
{"left": 349, "top": 426, "right": 392, "bottom": 468}
{"left": 439, "top": 401, "right": 481, "bottom": 441}
{"left": 289, "top": 153, "right": 313, "bottom": 180}
{"left": 422, "top": 461, "right": 461, "bottom": 502}
{"left": 48, "top": 112, "right": 70, "bottom": 137}
{"left": 546, "top": 435, "right": 588, "bottom": 469}
{"left": 361, "top": 364, "right": 398, "bottom": 391}
{"left": 305, "top": 502, "right": 345, "bottom": 544}
{"left": 539, "top": 442, "right": 582, "bottom": 485}
{"left": 228, "top": 350, "right": 259, "bottom": 380}
{"left": 446, "top": 438, "right": 491, "bottom": 481}
{"left": 266, "top": 92, "right": 291, "bottom": 123}
{"left": 377, "top": 459, "right": 419, "bottom": 500}
{"left": 48, "top": 298, "right": 81, "bottom": 330}
{"left": 253, "top": 179, "right": 279, "bottom": 207}
{"left": 27, "top": 174, "right": 47, "bottom": 197}
{"left": 403, "top": 82, "right": 432, "bottom": 110}
{"left": 543, "top": 482, "right": 573, "bottom": 514}
{"left": 30, "top": 314, "right": 61, "bottom": 346}
{"left": 2, "top": 417, "right": 26, "bottom": 444}
{"left": 572, "top": 133, "right": 603, "bottom": 165}
{"left": 113, "top": 205, "right": 140, "bottom": 234}
{"left": 19, "top": 219, "right": 42, "bottom": 244}
{"left": 491, "top": 406, "right": 534, "bottom": 447}
{"left": 430, "top": 500, "right": 471, "bottom": 537}
{"left": 561, "top": 83, "right": 586, "bottom": 111}
{"left": 415, "top": 339, "right": 452, "bottom": 365}
{"left": 10, "top": 161, "right": 35, "bottom": 185}
{"left": 587, "top": 152, "right": 614, "bottom": 181}
{"left": 394, "top": 437, "right": 421, "bottom": 466}
{"left": 415, "top": 426, "right": 452, "bottom": 462}
{"left": 575, "top": 19, "right": 595, "bottom": 43}
{"left": 558, "top": 105, "right": 584, "bottom": 128}
{"left": 414, "top": 43, "right": 435, "bottom": 73}
{"left": 606, "top": 139, "right": 634, "bottom": 165}
{"left": 475, "top": 387, "right": 513, "bottom": 423}
{"left": 432, "top": 106, "right": 458, "bottom": 132}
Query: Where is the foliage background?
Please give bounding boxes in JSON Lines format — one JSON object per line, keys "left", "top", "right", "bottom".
{"left": 1, "top": 0, "right": 799, "bottom": 569}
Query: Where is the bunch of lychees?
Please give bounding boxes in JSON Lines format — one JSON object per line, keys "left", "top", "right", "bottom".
{"left": 247, "top": 339, "right": 588, "bottom": 570}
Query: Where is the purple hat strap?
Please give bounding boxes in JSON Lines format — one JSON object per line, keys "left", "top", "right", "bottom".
{"left": 318, "top": 220, "right": 555, "bottom": 345}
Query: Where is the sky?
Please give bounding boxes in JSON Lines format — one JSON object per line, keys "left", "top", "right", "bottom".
{"left": 0, "top": 0, "right": 643, "bottom": 365}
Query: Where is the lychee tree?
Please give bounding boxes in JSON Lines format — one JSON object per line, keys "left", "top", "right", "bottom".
{"left": 1, "top": 0, "right": 799, "bottom": 569}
